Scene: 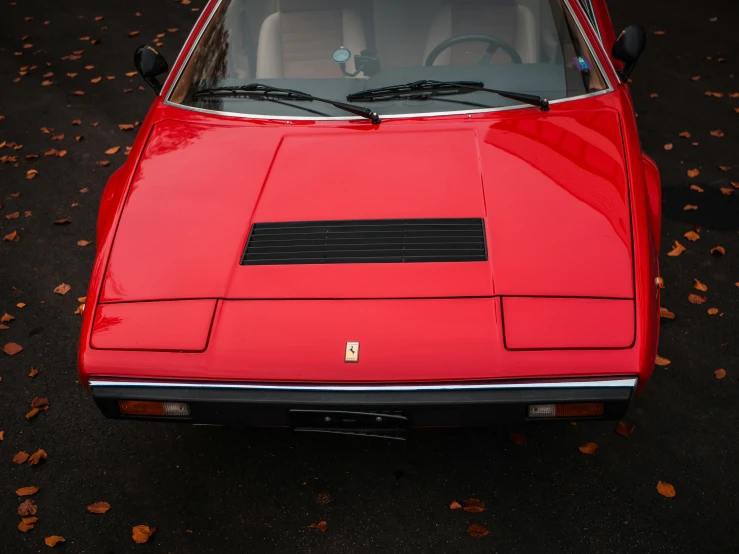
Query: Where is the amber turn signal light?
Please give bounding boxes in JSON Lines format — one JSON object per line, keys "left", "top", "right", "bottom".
{"left": 117, "top": 400, "right": 191, "bottom": 417}
{"left": 528, "top": 402, "right": 605, "bottom": 418}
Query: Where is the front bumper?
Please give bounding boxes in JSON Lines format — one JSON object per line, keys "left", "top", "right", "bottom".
{"left": 89, "top": 377, "right": 637, "bottom": 426}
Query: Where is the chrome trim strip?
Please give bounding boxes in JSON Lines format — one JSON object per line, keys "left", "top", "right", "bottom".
{"left": 162, "top": 0, "right": 613, "bottom": 122}
{"left": 89, "top": 377, "right": 637, "bottom": 392}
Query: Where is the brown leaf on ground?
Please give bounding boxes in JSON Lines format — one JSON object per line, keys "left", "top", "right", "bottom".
{"left": 720, "top": 187, "right": 734, "bottom": 196}
{"left": 656, "top": 481, "right": 676, "bottom": 498}
{"left": 683, "top": 204, "right": 698, "bottom": 211}
{"left": 719, "top": 165, "right": 730, "bottom": 171}
{"left": 449, "top": 500, "right": 462, "bottom": 510}
{"left": 693, "top": 279, "right": 708, "bottom": 292}
{"left": 45, "top": 536, "right": 65, "bottom": 547}
{"left": 6, "top": 211, "right": 20, "bottom": 220}
{"left": 578, "top": 442, "right": 599, "bottom": 455}
{"left": 105, "top": 146, "right": 120, "bottom": 155}
{"left": 128, "top": 31, "right": 141, "bottom": 37}
{"left": 77, "top": 240, "right": 91, "bottom": 247}
{"left": 615, "top": 422, "right": 636, "bottom": 439}
{"left": 26, "top": 169, "right": 38, "bottom": 179}
{"left": 54, "top": 283, "right": 71, "bottom": 295}
{"left": 75, "top": 304, "right": 85, "bottom": 315}
{"left": 663, "top": 143, "right": 673, "bottom": 151}
{"left": 28, "top": 367, "right": 39, "bottom": 377}
{"left": 54, "top": 218, "right": 71, "bottom": 225}
{"left": 118, "top": 123, "right": 135, "bottom": 131}
{"left": 467, "top": 524, "right": 490, "bottom": 537}
{"left": 710, "top": 246, "right": 725, "bottom": 256}
{"left": 666, "top": 241, "right": 686, "bottom": 257}
{"left": 688, "top": 294, "right": 707, "bottom": 305}
{"left": 125, "top": 71, "right": 138, "bottom": 77}
{"left": 26, "top": 408, "right": 40, "bottom": 420}
{"left": 655, "top": 355, "right": 671, "bottom": 366}
{"left": 679, "top": 131, "right": 691, "bottom": 138}
{"left": 687, "top": 168, "right": 700, "bottom": 178}
{"left": 710, "top": 129, "right": 725, "bottom": 137}
{"left": 707, "top": 308, "right": 719, "bottom": 315}
{"left": 87, "top": 501, "right": 111, "bottom": 514}
{"left": 13, "top": 451, "right": 30, "bottom": 464}
{"left": 0, "top": 431, "right": 4, "bottom": 440}
{"left": 715, "top": 369, "right": 726, "bottom": 379}
{"left": 4, "top": 230, "right": 20, "bottom": 242}
{"left": 16, "top": 486, "right": 39, "bottom": 497}
{"left": 18, "top": 499, "right": 38, "bottom": 516}
{"left": 28, "top": 449, "right": 47, "bottom": 465}
{"left": 16, "top": 303, "right": 26, "bottom": 308}
{"left": 659, "top": 307, "right": 675, "bottom": 320}
{"left": 90, "top": 76, "right": 102, "bottom": 83}
{"left": 132, "top": 525, "right": 156, "bottom": 543}
{"left": 732, "top": 182, "right": 739, "bottom": 189}
{"left": 22, "top": 517, "right": 39, "bottom": 525}
{"left": 509, "top": 432, "right": 526, "bottom": 445}
{"left": 3, "top": 342, "right": 23, "bottom": 355}
{"left": 684, "top": 230, "right": 700, "bottom": 241}
{"left": 463, "top": 498, "right": 486, "bottom": 513}
{"left": 309, "top": 521, "right": 328, "bottom": 532}
{"left": 18, "top": 519, "right": 36, "bottom": 532}
{"left": 31, "top": 397, "right": 49, "bottom": 409}
{"left": 1, "top": 313, "right": 14, "bottom": 323}
{"left": 96, "top": 160, "right": 111, "bottom": 167}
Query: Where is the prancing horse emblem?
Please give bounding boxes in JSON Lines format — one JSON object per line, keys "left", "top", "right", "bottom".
{"left": 345, "top": 342, "right": 360, "bottom": 363}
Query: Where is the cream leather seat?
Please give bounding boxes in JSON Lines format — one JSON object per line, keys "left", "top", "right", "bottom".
{"left": 256, "top": 1, "right": 367, "bottom": 79}
{"left": 423, "top": 0, "right": 539, "bottom": 66}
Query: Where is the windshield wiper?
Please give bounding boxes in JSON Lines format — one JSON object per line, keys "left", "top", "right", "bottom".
{"left": 192, "top": 83, "right": 382, "bottom": 124}
{"left": 347, "top": 80, "right": 549, "bottom": 111}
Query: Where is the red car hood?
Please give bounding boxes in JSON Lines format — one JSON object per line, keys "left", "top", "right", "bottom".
{"left": 102, "top": 109, "right": 633, "bottom": 302}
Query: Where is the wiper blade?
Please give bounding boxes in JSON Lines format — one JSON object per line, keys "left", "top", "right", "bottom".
{"left": 347, "top": 80, "right": 549, "bottom": 111}
{"left": 192, "top": 83, "right": 382, "bottom": 124}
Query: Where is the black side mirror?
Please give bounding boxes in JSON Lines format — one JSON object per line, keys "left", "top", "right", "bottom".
{"left": 134, "top": 45, "right": 169, "bottom": 94}
{"left": 612, "top": 25, "right": 646, "bottom": 80}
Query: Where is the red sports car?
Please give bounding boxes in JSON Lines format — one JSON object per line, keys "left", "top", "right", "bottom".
{"left": 79, "top": 0, "right": 660, "bottom": 436}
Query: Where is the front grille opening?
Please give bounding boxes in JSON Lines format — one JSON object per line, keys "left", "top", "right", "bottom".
{"left": 241, "top": 218, "right": 487, "bottom": 265}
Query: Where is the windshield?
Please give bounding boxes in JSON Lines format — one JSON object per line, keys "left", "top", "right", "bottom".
{"left": 170, "top": 0, "right": 609, "bottom": 118}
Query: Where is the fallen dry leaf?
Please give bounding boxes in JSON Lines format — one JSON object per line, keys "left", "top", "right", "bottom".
{"left": 688, "top": 294, "right": 707, "bottom": 305}
{"left": 105, "top": 146, "right": 120, "bottom": 155}
{"left": 54, "top": 283, "right": 71, "bottom": 295}
{"left": 684, "top": 230, "right": 700, "bottom": 242}
{"left": 16, "top": 486, "right": 39, "bottom": 497}
{"left": 118, "top": 123, "right": 135, "bottom": 131}
{"left": 509, "top": 432, "right": 526, "bottom": 445}
{"left": 13, "top": 451, "right": 30, "bottom": 464}
{"left": 31, "top": 397, "right": 49, "bottom": 409}
{"left": 666, "top": 241, "right": 686, "bottom": 257}
{"left": 578, "top": 442, "right": 599, "bottom": 455}
{"left": 128, "top": 30, "right": 141, "bottom": 37}
{"left": 90, "top": 76, "right": 102, "bottom": 83}
{"left": 663, "top": 143, "right": 673, "bottom": 151}
{"left": 18, "top": 519, "right": 36, "bottom": 533}
{"left": 710, "top": 129, "right": 725, "bottom": 137}
{"left": 715, "top": 369, "right": 726, "bottom": 379}
{"left": 0, "top": 431, "right": 4, "bottom": 441}
{"left": 17, "top": 303, "right": 26, "bottom": 308}
{"left": 3, "top": 342, "right": 23, "bottom": 356}
{"left": 26, "top": 408, "right": 40, "bottom": 420}
{"left": 693, "top": 279, "right": 708, "bottom": 292}
{"left": 132, "top": 525, "right": 156, "bottom": 544}
{"left": 467, "top": 524, "right": 490, "bottom": 537}
{"left": 4, "top": 230, "right": 20, "bottom": 242}
{"left": 659, "top": 307, "right": 675, "bottom": 320}
{"left": 463, "top": 498, "right": 486, "bottom": 513}
{"left": 710, "top": 246, "right": 725, "bottom": 256}
{"left": 720, "top": 187, "right": 734, "bottom": 196}
{"left": 125, "top": 71, "right": 138, "bottom": 77}
{"left": 655, "top": 355, "right": 671, "bottom": 366}
{"left": 96, "top": 160, "right": 111, "bottom": 167}
{"left": 687, "top": 168, "right": 700, "bottom": 178}
{"left": 28, "top": 449, "right": 47, "bottom": 466}
{"left": 1, "top": 313, "right": 14, "bottom": 323}
{"left": 679, "top": 131, "right": 691, "bottom": 138}
{"left": 45, "top": 536, "right": 65, "bottom": 547}
{"left": 707, "top": 308, "right": 719, "bottom": 315}
{"left": 54, "top": 218, "right": 71, "bottom": 225}
{"left": 77, "top": 240, "right": 91, "bottom": 247}
{"left": 449, "top": 500, "right": 462, "bottom": 510}
{"left": 28, "top": 367, "right": 39, "bottom": 377}
{"left": 26, "top": 169, "right": 38, "bottom": 179}
{"left": 615, "top": 422, "right": 636, "bottom": 439}
{"left": 683, "top": 204, "right": 698, "bottom": 211}
{"left": 309, "top": 521, "right": 327, "bottom": 532}
{"left": 690, "top": 184, "right": 704, "bottom": 192}
{"left": 719, "top": 165, "right": 730, "bottom": 171}
{"left": 87, "top": 501, "right": 111, "bottom": 514}
{"left": 18, "top": 499, "right": 38, "bottom": 517}
{"left": 656, "top": 481, "right": 676, "bottom": 498}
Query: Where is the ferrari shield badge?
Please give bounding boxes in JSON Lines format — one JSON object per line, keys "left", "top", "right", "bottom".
{"left": 345, "top": 342, "right": 360, "bottom": 363}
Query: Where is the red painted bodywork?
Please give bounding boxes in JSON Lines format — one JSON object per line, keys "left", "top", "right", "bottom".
{"left": 79, "top": 1, "right": 660, "bottom": 391}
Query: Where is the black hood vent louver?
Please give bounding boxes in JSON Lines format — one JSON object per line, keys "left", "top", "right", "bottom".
{"left": 241, "top": 219, "right": 487, "bottom": 265}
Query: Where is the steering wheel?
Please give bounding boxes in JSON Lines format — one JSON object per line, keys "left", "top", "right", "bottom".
{"left": 425, "top": 35, "right": 523, "bottom": 66}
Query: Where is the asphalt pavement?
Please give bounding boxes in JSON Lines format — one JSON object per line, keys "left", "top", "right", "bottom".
{"left": 1, "top": 0, "right": 738, "bottom": 552}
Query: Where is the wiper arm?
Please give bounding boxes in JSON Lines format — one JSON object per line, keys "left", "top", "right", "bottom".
{"left": 192, "top": 83, "right": 382, "bottom": 124}
{"left": 347, "top": 80, "right": 549, "bottom": 111}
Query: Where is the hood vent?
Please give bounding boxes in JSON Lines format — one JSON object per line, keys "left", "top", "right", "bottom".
{"left": 241, "top": 219, "right": 487, "bottom": 265}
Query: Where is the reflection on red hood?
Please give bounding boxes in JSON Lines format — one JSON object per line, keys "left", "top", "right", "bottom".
{"left": 102, "top": 107, "right": 632, "bottom": 302}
